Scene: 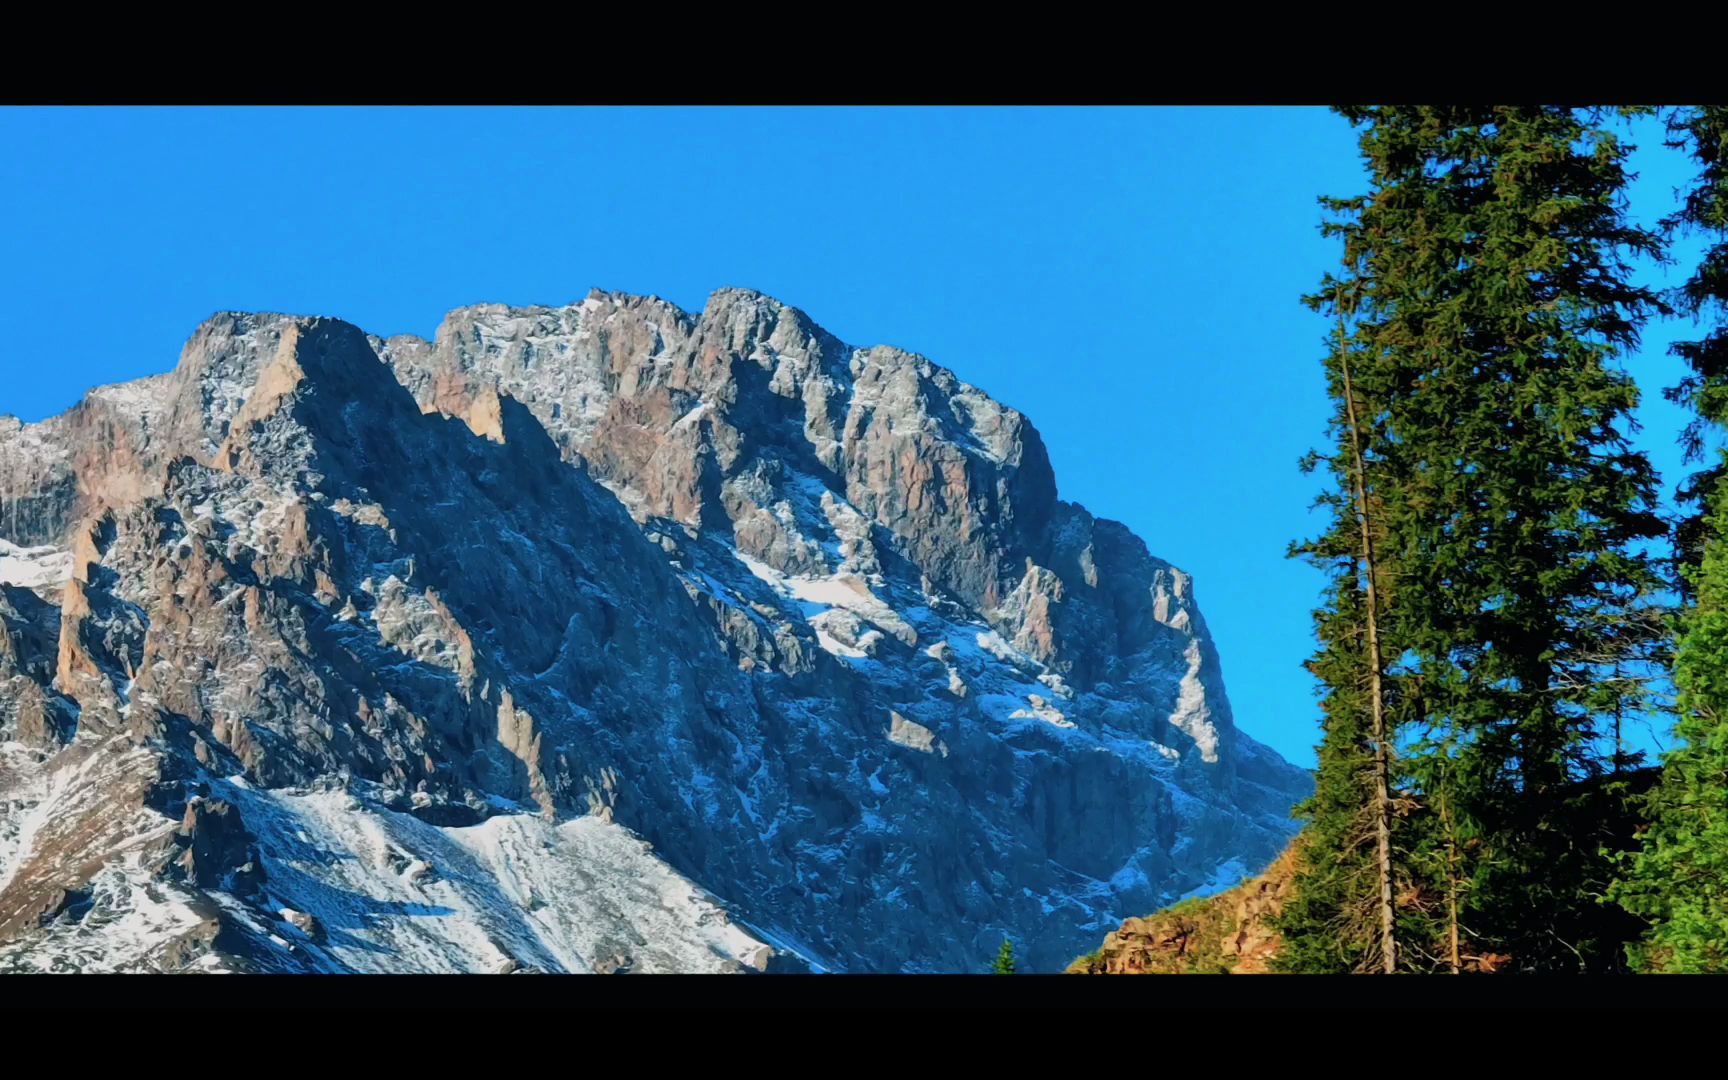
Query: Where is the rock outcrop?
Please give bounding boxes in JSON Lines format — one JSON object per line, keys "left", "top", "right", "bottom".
{"left": 1068, "top": 840, "right": 1300, "bottom": 975}
{"left": 0, "top": 288, "right": 1308, "bottom": 973}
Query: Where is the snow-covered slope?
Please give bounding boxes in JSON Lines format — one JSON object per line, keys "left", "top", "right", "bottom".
{"left": 0, "top": 540, "right": 71, "bottom": 592}
{"left": 203, "top": 779, "right": 771, "bottom": 974}
{"left": 0, "top": 748, "right": 769, "bottom": 974}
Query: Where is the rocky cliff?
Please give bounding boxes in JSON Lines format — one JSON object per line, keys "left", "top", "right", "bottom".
{"left": 0, "top": 288, "right": 1307, "bottom": 973}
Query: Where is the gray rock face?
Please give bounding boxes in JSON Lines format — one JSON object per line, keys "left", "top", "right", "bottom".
{"left": 0, "top": 288, "right": 1307, "bottom": 973}
{"left": 0, "top": 584, "right": 77, "bottom": 748}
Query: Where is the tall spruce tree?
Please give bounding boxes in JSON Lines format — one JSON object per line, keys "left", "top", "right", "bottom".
{"left": 1614, "top": 105, "right": 1728, "bottom": 972}
{"left": 1664, "top": 107, "right": 1728, "bottom": 590}
{"left": 1616, "top": 492, "right": 1728, "bottom": 971}
{"left": 1282, "top": 107, "right": 1669, "bottom": 973}
{"left": 1277, "top": 269, "right": 1406, "bottom": 974}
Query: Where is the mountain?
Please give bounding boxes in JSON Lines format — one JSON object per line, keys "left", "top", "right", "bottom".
{"left": 0, "top": 287, "right": 1308, "bottom": 973}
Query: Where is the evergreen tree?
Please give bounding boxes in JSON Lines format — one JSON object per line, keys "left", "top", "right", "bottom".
{"left": 1277, "top": 274, "right": 1407, "bottom": 974}
{"left": 1663, "top": 107, "right": 1728, "bottom": 589}
{"left": 1615, "top": 488, "right": 1728, "bottom": 970}
{"left": 1615, "top": 105, "right": 1728, "bottom": 971}
{"left": 1272, "top": 573, "right": 1401, "bottom": 972}
{"left": 992, "top": 938, "right": 1016, "bottom": 975}
{"left": 1282, "top": 107, "right": 1669, "bottom": 973}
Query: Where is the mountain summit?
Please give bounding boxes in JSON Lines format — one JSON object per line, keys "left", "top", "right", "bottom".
{"left": 0, "top": 288, "right": 1307, "bottom": 973}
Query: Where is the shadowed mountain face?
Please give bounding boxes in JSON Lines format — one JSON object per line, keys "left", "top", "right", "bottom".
{"left": 0, "top": 289, "right": 1308, "bottom": 974}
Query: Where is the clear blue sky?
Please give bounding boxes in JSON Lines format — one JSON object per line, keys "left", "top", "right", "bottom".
{"left": 0, "top": 106, "right": 1709, "bottom": 766}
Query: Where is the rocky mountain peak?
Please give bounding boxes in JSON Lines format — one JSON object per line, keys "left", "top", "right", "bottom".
{"left": 0, "top": 286, "right": 1307, "bottom": 974}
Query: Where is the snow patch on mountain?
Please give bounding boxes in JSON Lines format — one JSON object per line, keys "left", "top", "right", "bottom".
{"left": 0, "top": 863, "right": 216, "bottom": 974}
{"left": 0, "top": 540, "right": 72, "bottom": 592}
{"left": 213, "top": 779, "right": 771, "bottom": 974}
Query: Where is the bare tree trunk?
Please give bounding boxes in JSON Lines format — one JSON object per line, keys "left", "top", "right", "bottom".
{"left": 1441, "top": 785, "right": 1462, "bottom": 974}
{"left": 1335, "top": 288, "right": 1397, "bottom": 975}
